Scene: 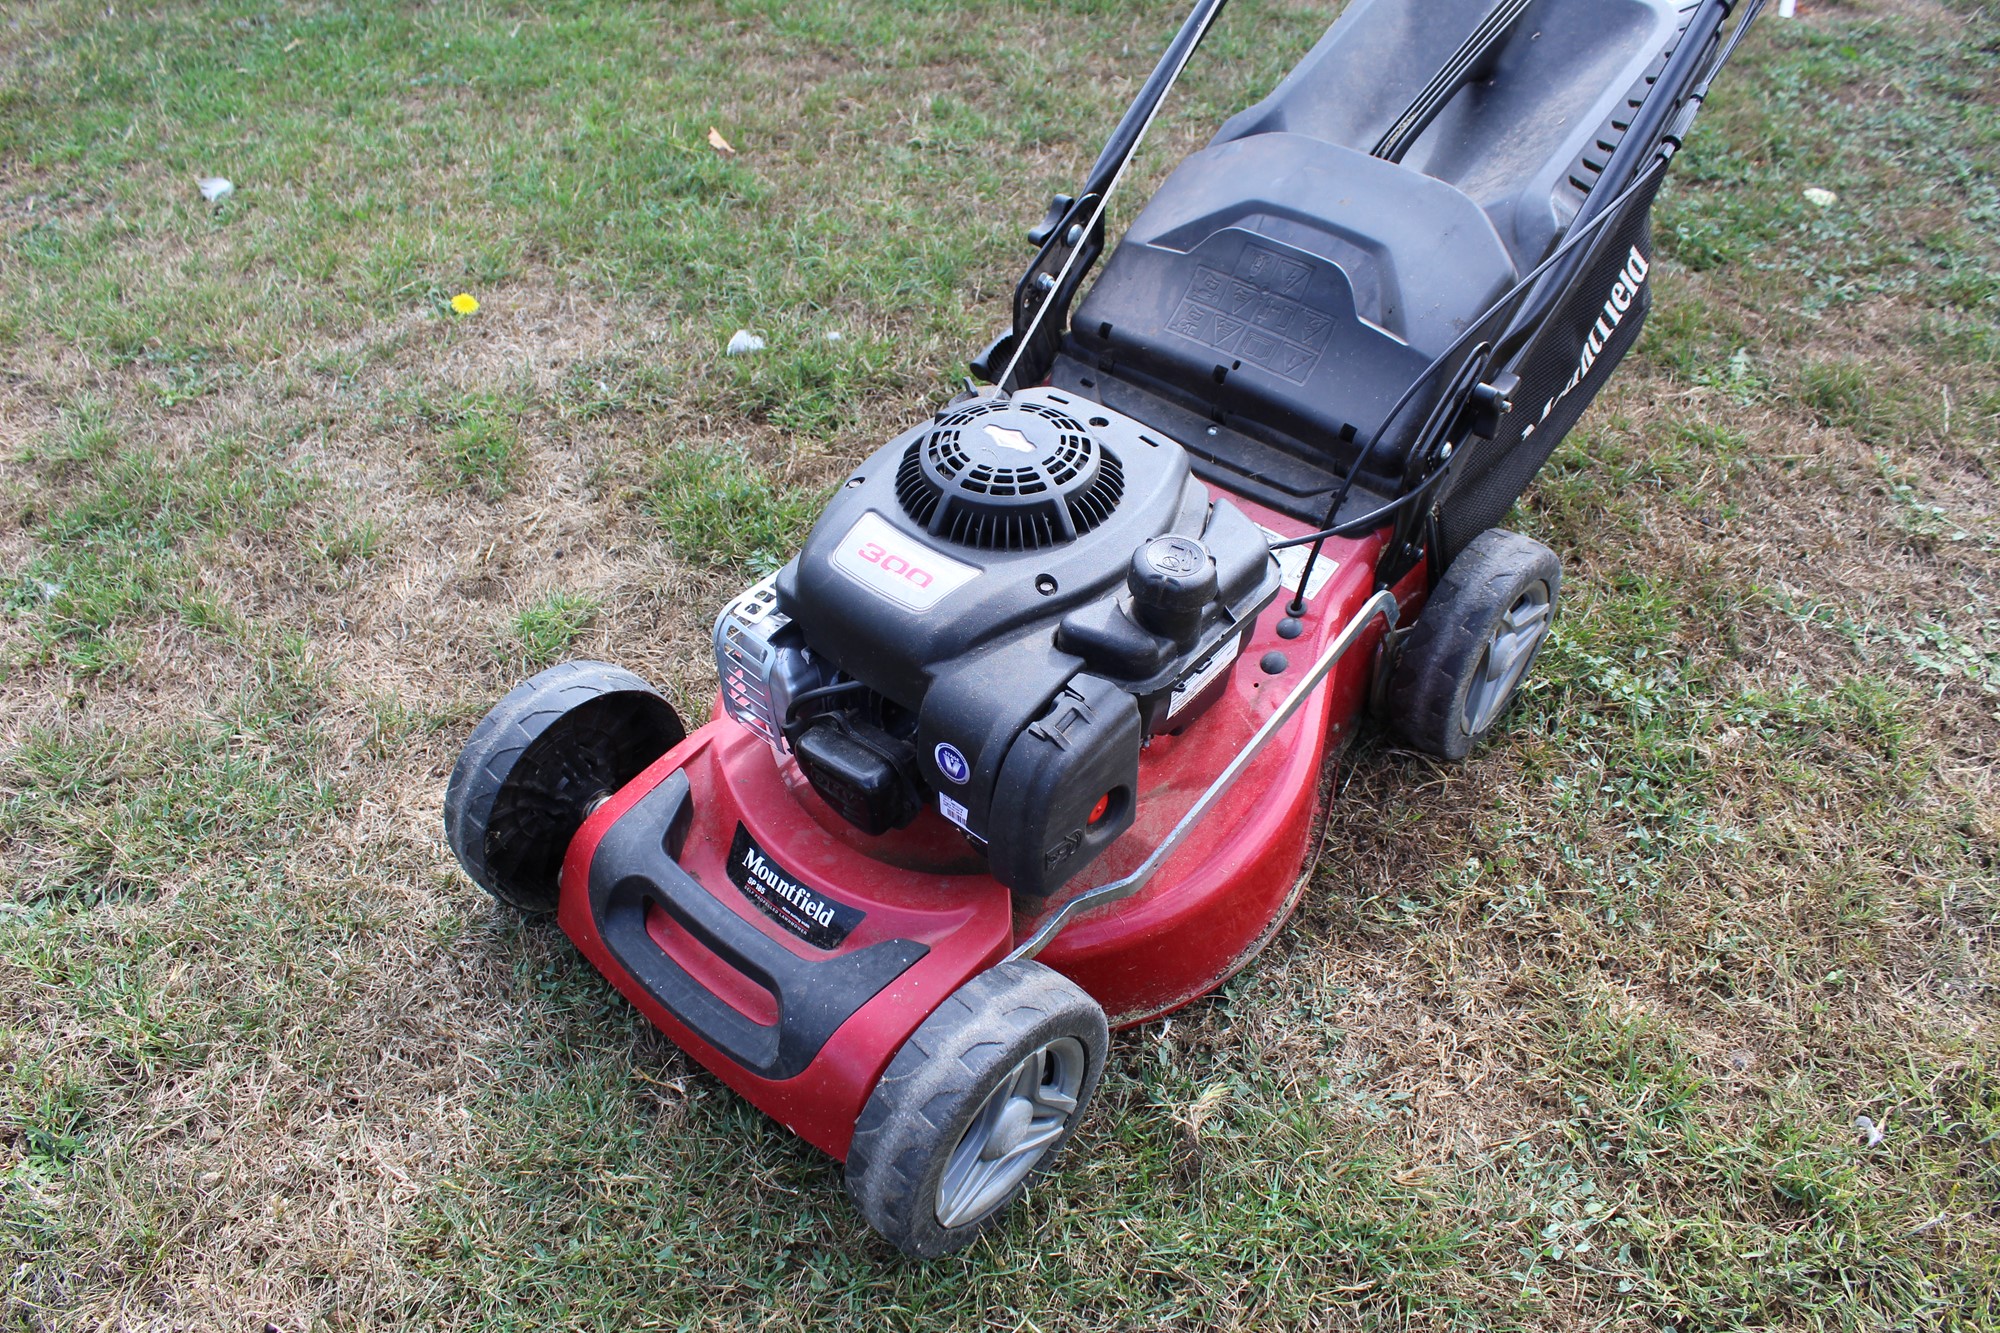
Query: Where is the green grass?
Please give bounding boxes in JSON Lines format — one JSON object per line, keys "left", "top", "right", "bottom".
{"left": 509, "top": 591, "right": 600, "bottom": 667}
{"left": 649, "top": 442, "right": 828, "bottom": 575}
{"left": 438, "top": 412, "right": 525, "bottom": 498}
{"left": 3, "top": 0, "right": 1997, "bottom": 1328}
{"left": 5, "top": 423, "right": 314, "bottom": 672}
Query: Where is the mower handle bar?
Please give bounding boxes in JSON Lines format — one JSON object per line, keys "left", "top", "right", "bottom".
{"left": 1007, "top": 587, "right": 1404, "bottom": 964}
{"left": 991, "top": 0, "right": 1232, "bottom": 393}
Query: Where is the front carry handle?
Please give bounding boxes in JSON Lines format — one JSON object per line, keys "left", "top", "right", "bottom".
{"left": 587, "top": 771, "right": 927, "bottom": 1080}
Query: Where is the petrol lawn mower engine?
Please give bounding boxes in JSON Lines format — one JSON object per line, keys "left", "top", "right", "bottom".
{"left": 713, "top": 388, "right": 1280, "bottom": 898}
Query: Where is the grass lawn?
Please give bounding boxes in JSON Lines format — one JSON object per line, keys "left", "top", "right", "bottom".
{"left": 2, "top": 0, "right": 1997, "bottom": 1327}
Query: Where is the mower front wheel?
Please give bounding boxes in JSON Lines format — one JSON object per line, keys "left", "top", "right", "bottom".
{"left": 444, "top": 660, "right": 686, "bottom": 914}
{"left": 846, "top": 960, "right": 1108, "bottom": 1257}
{"left": 1388, "top": 527, "right": 1561, "bottom": 760}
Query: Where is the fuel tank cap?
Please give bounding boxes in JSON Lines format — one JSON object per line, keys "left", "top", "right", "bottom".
{"left": 1128, "top": 534, "right": 1217, "bottom": 644}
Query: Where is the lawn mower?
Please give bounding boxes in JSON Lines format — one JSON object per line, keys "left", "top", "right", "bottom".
{"left": 445, "top": 0, "right": 1763, "bottom": 1255}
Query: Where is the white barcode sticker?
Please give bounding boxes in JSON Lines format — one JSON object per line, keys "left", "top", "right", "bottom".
{"left": 1168, "top": 634, "right": 1244, "bottom": 718}
{"left": 939, "top": 793, "right": 970, "bottom": 829}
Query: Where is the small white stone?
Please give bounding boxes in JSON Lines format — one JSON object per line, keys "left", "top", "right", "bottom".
{"left": 823, "top": 329, "right": 844, "bottom": 343}
{"left": 197, "top": 176, "right": 234, "bottom": 203}
{"left": 725, "top": 329, "right": 766, "bottom": 356}
{"left": 1804, "top": 187, "right": 1837, "bottom": 208}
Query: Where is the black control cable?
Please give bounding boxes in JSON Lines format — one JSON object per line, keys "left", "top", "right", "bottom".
{"left": 1266, "top": 460, "right": 1456, "bottom": 551}
{"left": 781, "top": 678, "right": 865, "bottom": 740}
{"left": 1371, "top": 0, "right": 1537, "bottom": 164}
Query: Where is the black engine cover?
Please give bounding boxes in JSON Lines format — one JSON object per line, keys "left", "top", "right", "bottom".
{"left": 774, "top": 388, "right": 1278, "bottom": 897}
{"left": 783, "top": 390, "right": 1208, "bottom": 708}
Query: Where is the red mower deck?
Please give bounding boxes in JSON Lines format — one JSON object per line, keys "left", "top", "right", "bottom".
{"left": 556, "top": 512, "right": 1419, "bottom": 1158}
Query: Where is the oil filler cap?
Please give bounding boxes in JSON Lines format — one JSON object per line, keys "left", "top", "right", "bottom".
{"left": 1129, "top": 534, "right": 1216, "bottom": 645}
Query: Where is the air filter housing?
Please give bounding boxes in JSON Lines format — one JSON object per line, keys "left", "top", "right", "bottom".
{"left": 894, "top": 398, "right": 1125, "bottom": 551}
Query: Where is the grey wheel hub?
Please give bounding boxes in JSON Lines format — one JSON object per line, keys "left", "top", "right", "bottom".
{"left": 1463, "top": 582, "right": 1552, "bottom": 735}
{"left": 935, "top": 1036, "right": 1085, "bottom": 1228}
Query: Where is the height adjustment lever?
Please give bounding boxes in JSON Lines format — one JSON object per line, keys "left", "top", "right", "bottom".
{"left": 1026, "top": 194, "right": 1076, "bottom": 248}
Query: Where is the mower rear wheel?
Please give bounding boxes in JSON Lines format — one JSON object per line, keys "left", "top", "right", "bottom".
{"left": 846, "top": 960, "right": 1108, "bottom": 1257}
{"left": 444, "top": 660, "right": 685, "bottom": 914}
{"left": 1388, "top": 527, "right": 1561, "bottom": 761}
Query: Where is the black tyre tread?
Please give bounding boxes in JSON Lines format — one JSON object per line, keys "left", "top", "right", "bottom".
{"left": 845, "top": 961, "right": 1107, "bottom": 1258}
{"left": 1388, "top": 528, "right": 1561, "bottom": 761}
{"left": 445, "top": 661, "right": 654, "bottom": 890}
{"left": 443, "top": 660, "right": 682, "bottom": 912}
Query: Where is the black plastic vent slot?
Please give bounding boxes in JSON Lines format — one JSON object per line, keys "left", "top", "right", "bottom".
{"left": 1562, "top": 12, "right": 1689, "bottom": 205}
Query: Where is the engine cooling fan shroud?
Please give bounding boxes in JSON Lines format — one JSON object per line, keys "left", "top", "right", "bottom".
{"left": 895, "top": 398, "right": 1125, "bottom": 551}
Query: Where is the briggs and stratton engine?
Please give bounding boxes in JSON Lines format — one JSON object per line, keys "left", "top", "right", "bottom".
{"left": 714, "top": 388, "right": 1279, "bottom": 898}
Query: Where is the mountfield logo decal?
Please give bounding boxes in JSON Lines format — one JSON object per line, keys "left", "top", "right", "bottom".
{"left": 832, "top": 511, "right": 981, "bottom": 612}
{"left": 1522, "top": 246, "right": 1651, "bottom": 440}
{"left": 727, "top": 825, "right": 865, "bottom": 950}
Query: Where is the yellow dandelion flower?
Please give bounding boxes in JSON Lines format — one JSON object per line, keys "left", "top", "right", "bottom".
{"left": 450, "top": 292, "right": 480, "bottom": 315}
